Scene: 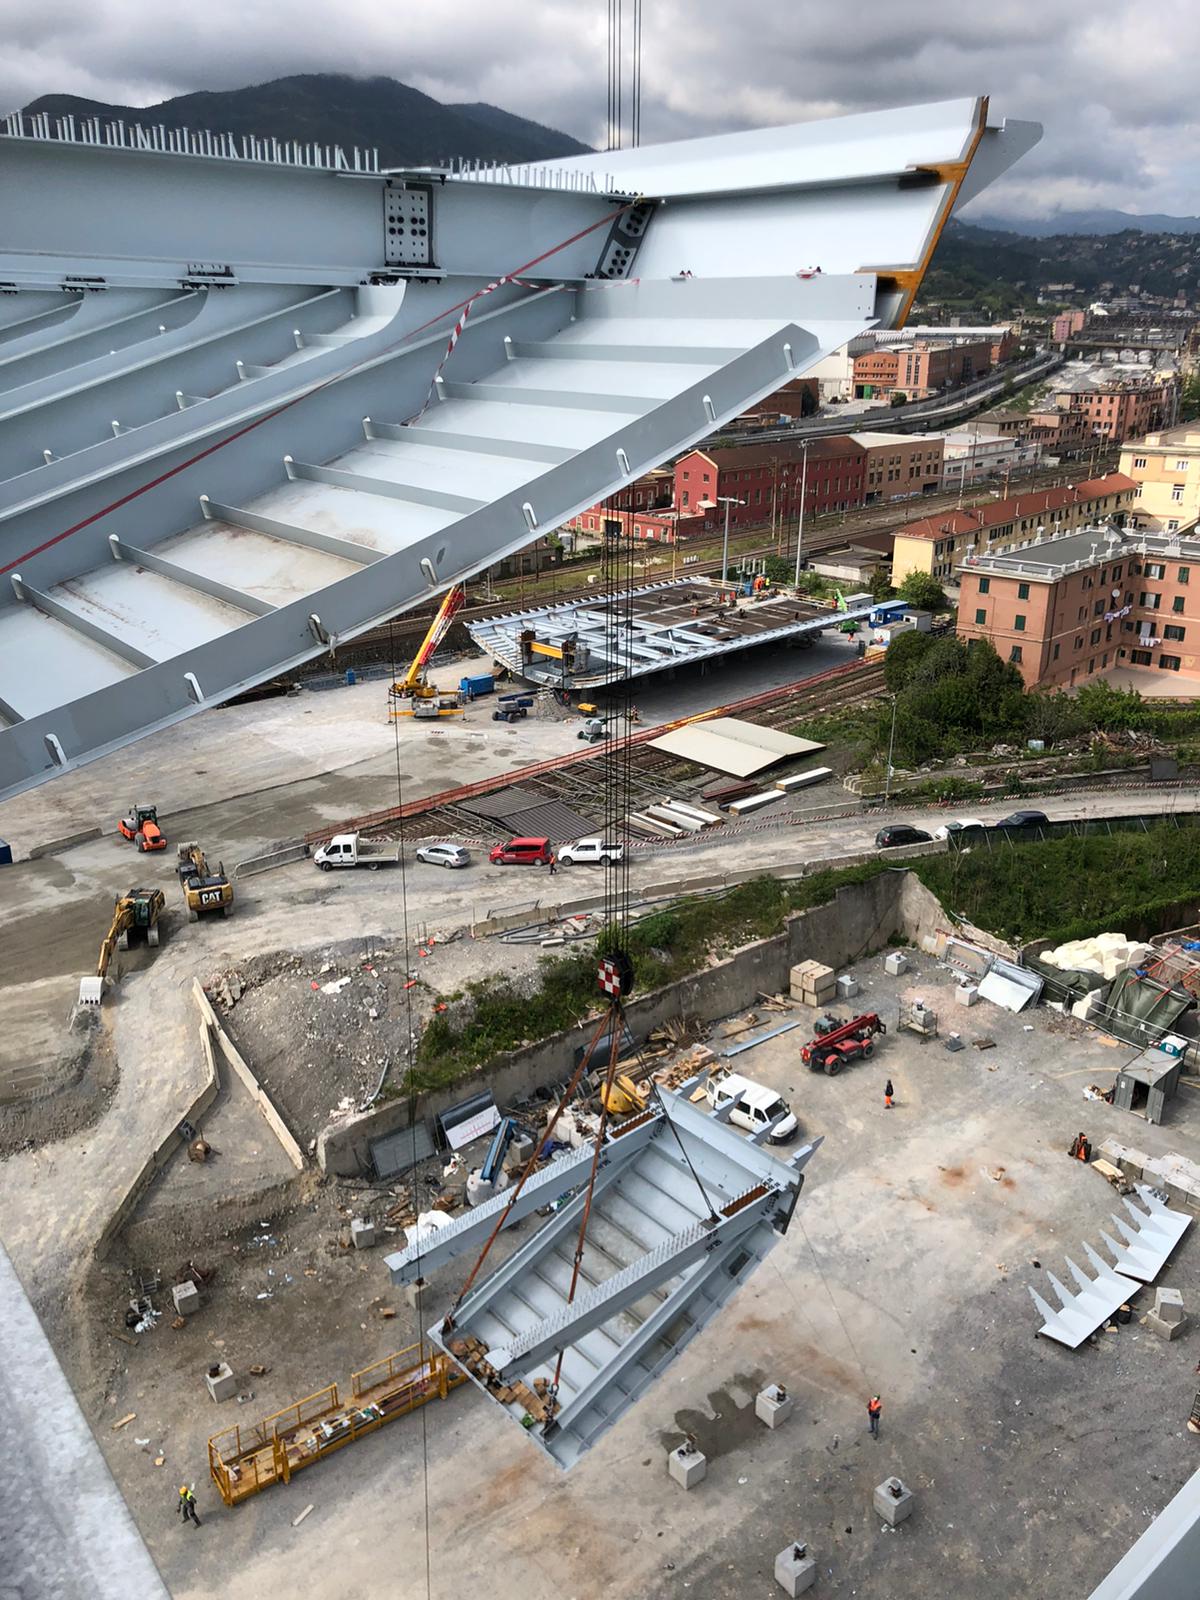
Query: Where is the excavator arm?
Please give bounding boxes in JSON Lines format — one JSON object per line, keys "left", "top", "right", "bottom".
{"left": 96, "top": 901, "right": 135, "bottom": 980}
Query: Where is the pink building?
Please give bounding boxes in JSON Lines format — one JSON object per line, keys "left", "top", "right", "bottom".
{"left": 1051, "top": 310, "right": 1087, "bottom": 342}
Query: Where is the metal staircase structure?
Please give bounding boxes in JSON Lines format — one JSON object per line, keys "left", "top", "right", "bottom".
{"left": 0, "top": 97, "right": 1039, "bottom": 798}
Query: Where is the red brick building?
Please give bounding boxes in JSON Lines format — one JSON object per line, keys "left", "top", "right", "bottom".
{"left": 672, "top": 437, "right": 868, "bottom": 529}
{"left": 852, "top": 338, "right": 993, "bottom": 400}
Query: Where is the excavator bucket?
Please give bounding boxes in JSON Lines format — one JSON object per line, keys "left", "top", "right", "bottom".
{"left": 77, "top": 977, "right": 103, "bottom": 1007}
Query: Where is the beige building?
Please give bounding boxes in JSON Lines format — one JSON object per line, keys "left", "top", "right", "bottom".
{"left": 1121, "top": 424, "right": 1200, "bottom": 533}
{"left": 890, "top": 473, "right": 1138, "bottom": 585}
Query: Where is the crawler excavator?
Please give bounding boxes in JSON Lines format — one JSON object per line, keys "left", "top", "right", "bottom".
{"left": 78, "top": 888, "right": 166, "bottom": 1006}
{"left": 176, "top": 841, "right": 235, "bottom": 922}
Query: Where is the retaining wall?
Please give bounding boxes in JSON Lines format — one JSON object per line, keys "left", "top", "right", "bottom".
{"left": 191, "top": 980, "right": 305, "bottom": 1170}
{"left": 318, "top": 867, "right": 911, "bottom": 1176}
{"left": 93, "top": 1018, "right": 220, "bottom": 1260}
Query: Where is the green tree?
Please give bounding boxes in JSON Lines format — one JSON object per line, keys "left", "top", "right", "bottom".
{"left": 1075, "top": 680, "right": 1148, "bottom": 732}
{"left": 1026, "top": 691, "right": 1087, "bottom": 746}
{"left": 882, "top": 629, "right": 933, "bottom": 692}
{"left": 889, "top": 390, "right": 908, "bottom": 407}
{"left": 868, "top": 566, "right": 893, "bottom": 602}
{"left": 909, "top": 636, "right": 968, "bottom": 687}
{"left": 897, "top": 571, "right": 948, "bottom": 612}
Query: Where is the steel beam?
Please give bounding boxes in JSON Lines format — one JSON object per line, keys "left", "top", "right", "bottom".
{"left": 488, "top": 1195, "right": 769, "bottom": 1373}
{"left": 107, "top": 534, "right": 274, "bottom": 617}
{"left": 439, "top": 380, "right": 649, "bottom": 413}
{"left": 385, "top": 1122, "right": 658, "bottom": 1286}
{"left": 551, "top": 1228, "right": 756, "bottom": 1434}
{"left": 10, "top": 574, "right": 155, "bottom": 669}
{"left": 199, "top": 498, "right": 383, "bottom": 566}
{"left": 283, "top": 456, "right": 486, "bottom": 515}
{"left": 363, "top": 418, "right": 575, "bottom": 464}
{"left": 509, "top": 340, "right": 745, "bottom": 366}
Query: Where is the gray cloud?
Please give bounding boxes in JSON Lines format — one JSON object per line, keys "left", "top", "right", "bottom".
{"left": 1, "top": 0, "right": 1196, "bottom": 220}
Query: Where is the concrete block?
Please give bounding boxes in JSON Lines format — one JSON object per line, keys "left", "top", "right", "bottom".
{"left": 774, "top": 1544, "right": 817, "bottom": 1596}
{"left": 755, "top": 1384, "right": 795, "bottom": 1429}
{"left": 884, "top": 951, "right": 909, "bottom": 977}
{"left": 836, "top": 974, "right": 859, "bottom": 1000}
{"left": 1144, "top": 1310, "right": 1188, "bottom": 1341}
{"left": 172, "top": 1281, "right": 200, "bottom": 1316}
{"left": 1155, "top": 1287, "right": 1185, "bottom": 1325}
{"left": 204, "top": 1362, "right": 237, "bottom": 1403}
{"left": 953, "top": 983, "right": 979, "bottom": 1007}
{"left": 874, "top": 1477, "right": 914, "bottom": 1525}
{"left": 351, "top": 1217, "right": 376, "bottom": 1250}
{"left": 508, "top": 1134, "right": 536, "bottom": 1170}
{"left": 667, "top": 1444, "right": 707, "bottom": 1489}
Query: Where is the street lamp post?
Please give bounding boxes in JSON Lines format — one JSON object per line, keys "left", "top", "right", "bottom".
{"left": 793, "top": 439, "right": 810, "bottom": 590}
{"left": 717, "top": 496, "right": 744, "bottom": 591}
{"left": 884, "top": 693, "right": 899, "bottom": 803}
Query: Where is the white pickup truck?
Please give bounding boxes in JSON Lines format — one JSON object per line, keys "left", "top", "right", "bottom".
{"left": 313, "top": 832, "right": 403, "bottom": 870}
{"left": 556, "top": 837, "right": 626, "bottom": 867}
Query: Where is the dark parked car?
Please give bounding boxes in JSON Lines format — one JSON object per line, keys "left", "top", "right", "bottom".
{"left": 994, "top": 810, "right": 1049, "bottom": 829}
{"left": 875, "top": 824, "right": 933, "bottom": 850}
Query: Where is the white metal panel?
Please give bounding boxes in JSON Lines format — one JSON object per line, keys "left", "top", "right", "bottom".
{"left": 0, "top": 605, "right": 134, "bottom": 717}
{"left": 51, "top": 564, "right": 249, "bottom": 654}
{"left": 159, "top": 522, "right": 363, "bottom": 606}
{"left": 480, "top": 98, "right": 986, "bottom": 201}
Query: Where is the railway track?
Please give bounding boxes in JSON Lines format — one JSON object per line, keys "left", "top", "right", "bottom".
{"left": 319, "top": 657, "right": 889, "bottom": 846}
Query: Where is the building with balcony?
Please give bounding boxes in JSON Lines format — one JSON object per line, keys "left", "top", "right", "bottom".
{"left": 890, "top": 473, "right": 1138, "bottom": 584}
{"left": 1121, "top": 425, "right": 1200, "bottom": 534}
{"left": 956, "top": 525, "right": 1200, "bottom": 693}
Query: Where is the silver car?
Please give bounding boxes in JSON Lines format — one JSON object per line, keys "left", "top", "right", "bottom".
{"left": 415, "top": 843, "right": 472, "bottom": 869}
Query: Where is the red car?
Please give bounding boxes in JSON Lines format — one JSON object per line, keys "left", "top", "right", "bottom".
{"left": 489, "top": 836, "right": 553, "bottom": 866}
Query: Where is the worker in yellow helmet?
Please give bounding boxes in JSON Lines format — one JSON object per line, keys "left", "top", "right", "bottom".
{"left": 178, "top": 1483, "right": 201, "bottom": 1527}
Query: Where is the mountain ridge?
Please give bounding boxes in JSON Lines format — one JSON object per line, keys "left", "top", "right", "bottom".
{"left": 15, "top": 72, "right": 592, "bottom": 168}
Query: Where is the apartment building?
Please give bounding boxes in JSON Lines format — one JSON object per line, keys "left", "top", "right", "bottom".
{"left": 1054, "top": 377, "right": 1177, "bottom": 444}
{"left": 1120, "top": 424, "right": 1200, "bottom": 533}
{"left": 1051, "top": 310, "right": 1088, "bottom": 343}
{"left": 940, "top": 426, "right": 1041, "bottom": 491}
{"left": 852, "top": 338, "right": 992, "bottom": 399}
{"left": 890, "top": 473, "right": 1138, "bottom": 584}
{"left": 672, "top": 437, "right": 867, "bottom": 528}
{"left": 849, "top": 432, "right": 945, "bottom": 504}
{"left": 989, "top": 405, "right": 1097, "bottom": 459}
{"left": 956, "top": 526, "right": 1200, "bottom": 692}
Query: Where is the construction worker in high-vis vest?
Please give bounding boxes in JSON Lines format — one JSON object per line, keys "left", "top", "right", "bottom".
{"left": 178, "top": 1484, "right": 201, "bottom": 1527}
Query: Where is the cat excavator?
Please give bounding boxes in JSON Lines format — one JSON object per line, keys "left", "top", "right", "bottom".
{"left": 177, "top": 841, "right": 235, "bottom": 921}
{"left": 78, "top": 887, "right": 166, "bottom": 1006}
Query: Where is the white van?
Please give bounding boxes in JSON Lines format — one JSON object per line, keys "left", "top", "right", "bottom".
{"left": 704, "top": 1073, "right": 798, "bottom": 1143}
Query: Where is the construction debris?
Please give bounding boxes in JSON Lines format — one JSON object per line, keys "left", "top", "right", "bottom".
{"left": 445, "top": 1334, "right": 561, "bottom": 1426}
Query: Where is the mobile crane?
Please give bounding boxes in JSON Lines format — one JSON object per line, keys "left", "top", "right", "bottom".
{"left": 388, "top": 585, "right": 467, "bottom": 720}
{"left": 78, "top": 887, "right": 166, "bottom": 1005}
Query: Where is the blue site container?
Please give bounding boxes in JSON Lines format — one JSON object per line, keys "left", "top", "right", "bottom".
{"left": 459, "top": 673, "right": 495, "bottom": 698}
{"left": 0, "top": 839, "right": 11, "bottom": 867}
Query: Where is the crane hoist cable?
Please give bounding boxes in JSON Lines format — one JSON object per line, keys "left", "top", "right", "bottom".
{"left": 387, "top": 619, "right": 433, "bottom": 1600}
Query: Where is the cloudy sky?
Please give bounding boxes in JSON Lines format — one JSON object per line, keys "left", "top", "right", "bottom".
{"left": 4, "top": 0, "right": 1198, "bottom": 220}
